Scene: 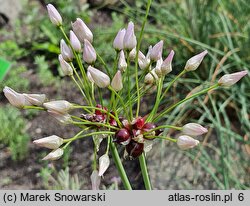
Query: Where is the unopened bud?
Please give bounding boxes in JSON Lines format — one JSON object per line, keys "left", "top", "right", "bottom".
{"left": 177, "top": 135, "right": 199, "bottom": 150}
{"left": 33, "top": 135, "right": 63, "bottom": 149}
{"left": 83, "top": 39, "right": 96, "bottom": 64}
{"left": 123, "top": 21, "right": 137, "bottom": 50}
{"left": 218, "top": 71, "right": 248, "bottom": 87}
{"left": 87, "top": 66, "right": 110, "bottom": 88}
{"left": 184, "top": 50, "right": 208, "bottom": 71}
{"left": 72, "top": 18, "right": 93, "bottom": 43}
{"left": 138, "top": 51, "right": 150, "bottom": 70}
{"left": 144, "top": 68, "right": 158, "bottom": 84}
{"left": 46, "top": 4, "right": 62, "bottom": 26}
{"left": 182, "top": 123, "right": 208, "bottom": 136}
{"left": 47, "top": 110, "right": 72, "bottom": 124}
{"left": 90, "top": 170, "right": 101, "bottom": 190}
{"left": 58, "top": 54, "right": 73, "bottom": 76}
{"left": 43, "top": 100, "right": 72, "bottom": 114}
{"left": 60, "top": 39, "right": 73, "bottom": 62}
{"left": 23, "top": 93, "right": 46, "bottom": 106}
{"left": 118, "top": 50, "right": 127, "bottom": 71}
{"left": 70, "top": 30, "right": 81, "bottom": 52}
{"left": 129, "top": 47, "right": 136, "bottom": 61}
{"left": 3, "top": 86, "right": 30, "bottom": 108}
{"left": 42, "top": 148, "right": 64, "bottom": 161}
{"left": 98, "top": 154, "right": 110, "bottom": 176}
{"left": 155, "top": 58, "right": 163, "bottom": 77}
{"left": 161, "top": 50, "right": 174, "bottom": 75}
{"left": 150, "top": 40, "right": 163, "bottom": 61}
{"left": 111, "top": 70, "right": 123, "bottom": 91}
{"left": 113, "top": 28, "right": 126, "bottom": 51}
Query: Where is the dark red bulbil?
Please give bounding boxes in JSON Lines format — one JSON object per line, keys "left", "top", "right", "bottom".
{"left": 126, "top": 140, "right": 144, "bottom": 158}
{"left": 114, "top": 128, "right": 131, "bottom": 145}
{"left": 133, "top": 116, "right": 145, "bottom": 129}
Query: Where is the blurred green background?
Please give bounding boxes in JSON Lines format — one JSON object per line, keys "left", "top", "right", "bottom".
{"left": 0, "top": 0, "right": 249, "bottom": 189}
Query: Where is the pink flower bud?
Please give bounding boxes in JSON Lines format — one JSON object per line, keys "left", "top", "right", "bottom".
{"left": 46, "top": 4, "right": 62, "bottom": 26}
{"left": 83, "top": 39, "right": 96, "bottom": 64}
{"left": 184, "top": 50, "right": 208, "bottom": 71}
{"left": 42, "top": 148, "right": 64, "bottom": 161}
{"left": 123, "top": 21, "right": 137, "bottom": 50}
{"left": 111, "top": 70, "right": 123, "bottom": 91}
{"left": 72, "top": 18, "right": 93, "bottom": 43}
{"left": 118, "top": 50, "right": 127, "bottom": 71}
{"left": 87, "top": 66, "right": 110, "bottom": 88}
{"left": 113, "top": 28, "right": 126, "bottom": 51}
{"left": 70, "top": 30, "right": 81, "bottom": 52}
{"left": 23, "top": 93, "right": 46, "bottom": 106}
{"left": 150, "top": 40, "right": 163, "bottom": 61}
{"left": 161, "top": 50, "right": 175, "bottom": 75}
{"left": 60, "top": 39, "right": 73, "bottom": 62}
{"left": 98, "top": 154, "right": 110, "bottom": 176}
{"left": 58, "top": 54, "right": 73, "bottom": 76}
{"left": 182, "top": 123, "right": 208, "bottom": 136}
{"left": 3, "top": 86, "right": 30, "bottom": 108}
{"left": 177, "top": 135, "right": 199, "bottom": 150}
{"left": 43, "top": 100, "right": 72, "bottom": 114}
{"left": 218, "top": 71, "right": 248, "bottom": 87}
{"left": 47, "top": 110, "right": 72, "bottom": 124}
{"left": 33, "top": 135, "right": 63, "bottom": 149}
{"left": 90, "top": 170, "right": 101, "bottom": 190}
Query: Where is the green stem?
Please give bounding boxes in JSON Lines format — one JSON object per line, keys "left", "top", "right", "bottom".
{"left": 143, "top": 124, "right": 182, "bottom": 135}
{"left": 96, "top": 52, "right": 111, "bottom": 77}
{"left": 23, "top": 106, "right": 45, "bottom": 110}
{"left": 154, "top": 83, "right": 219, "bottom": 122}
{"left": 139, "top": 153, "right": 151, "bottom": 190}
{"left": 135, "top": 0, "right": 152, "bottom": 117}
{"left": 110, "top": 142, "right": 132, "bottom": 190}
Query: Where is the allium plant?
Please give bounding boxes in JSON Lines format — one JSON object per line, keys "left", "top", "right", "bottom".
{"left": 3, "top": 2, "right": 248, "bottom": 190}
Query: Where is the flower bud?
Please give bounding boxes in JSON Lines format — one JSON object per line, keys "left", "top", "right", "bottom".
{"left": 90, "top": 170, "right": 101, "bottom": 190}
{"left": 144, "top": 68, "right": 158, "bottom": 84}
{"left": 111, "top": 70, "right": 123, "bottom": 91}
{"left": 177, "top": 135, "right": 199, "bottom": 150}
{"left": 218, "top": 71, "right": 248, "bottom": 87}
{"left": 60, "top": 39, "right": 73, "bottom": 62}
{"left": 129, "top": 47, "right": 136, "bottom": 61}
{"left": 126, "top": 140, "right": 144, "bottom": 158}
{"left": 33, "top": 135, "right": 63, "bottom": 149}
{"left": 113, "top": 28, "right": 126, "bottom": 51}
{"left": 184, "top": 50, "right": 208, "bottom": 71}
{"left": 46, "top": 4, "right": 62, "bottom": 26}
{"left": 182, "top": 123, "right": 208, "bottom": 136}
{"left": 72, "top": 18, "right": 93, "bottom": 43}
{"left": 161, "top": 50, "right": 174, "bottom": 75}
{"left": 87, "top": 70, "right": 94, "bottom": 83}
{"left": 23, "top": 93, "right": 46, "bottom": 106}
{"left": 118, "top": 50, "right": 127, "bottom": 71}
{"left": 98, "top": 154, "right": 110, "bottom": 176}
{"left": 155, "top": 58, "right": 163, "bottom": 77}
{"left": 43, "top": 100, "right": 72, "bottom": 114}
{"left": 138, "top": 51, "right": 150, "bottom": 70}
{"left": 150, "top": 40, "right": 163, "bottom": 61}
{"left": 114, "top": 128, "right": 131, "bottom": 145}
{"left": 132, "top": 116, "right": 145, "bottom": 130}
{"left": 83, "top": 39, "right": 96, "bottom": 64}
{"left": 70, "top": 30, "right": 81, "bottom": 52}
{"left": 87, "top": 66, "right": 110, "bottom": 88}
{"left": 3, "top": 86, "right": 30, "bottom": 108}
{"left": 42, "top": 148, "right": 64, "bottom": 161}
{"left": 58, "top": 54, "right": 73, "bottom": 76}
{"left": 47, "top": 110, "right": 72, "bottom": 124}
{"left": 123, "top": 21, "right": 137, "bottom": 51}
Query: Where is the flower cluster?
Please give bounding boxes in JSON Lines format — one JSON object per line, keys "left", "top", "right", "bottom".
{"left": 3, "top": 3, "right": 248, "bottom": 190}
